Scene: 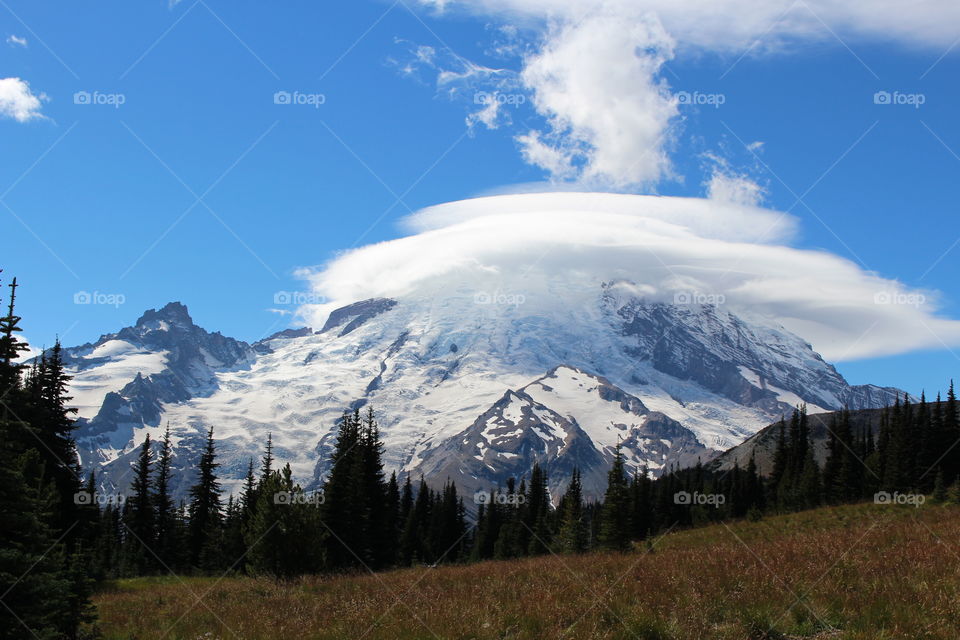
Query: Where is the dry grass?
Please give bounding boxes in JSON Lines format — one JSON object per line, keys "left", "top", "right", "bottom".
{"left": 91, "top": 503, "right": 960, "bottom": 639}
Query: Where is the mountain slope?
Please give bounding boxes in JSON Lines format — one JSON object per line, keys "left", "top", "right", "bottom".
{"left": 66, "top": 283, "right": 903, "bottom": 499}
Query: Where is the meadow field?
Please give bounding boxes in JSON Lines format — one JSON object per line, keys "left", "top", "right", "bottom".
{"left": 90, "top": 502, "right": 960, "bottom": 639}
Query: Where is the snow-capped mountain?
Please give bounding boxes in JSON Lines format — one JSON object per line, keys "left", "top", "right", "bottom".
{"left": 67, "top": 281, "right": 902, "bottom": 500}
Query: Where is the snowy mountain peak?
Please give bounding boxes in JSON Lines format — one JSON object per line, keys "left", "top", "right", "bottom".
{"left": 66, "top": 284, "right": 905, "bottom": 501}
{"left": 413, "top": 363, "right": 711, "bottom": 499}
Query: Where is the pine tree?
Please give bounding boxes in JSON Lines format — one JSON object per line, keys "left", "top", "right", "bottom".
{"left": 599, "top": 444, "right": 631, "bottom": 550}
{"left": 187, "top": 427, "right": 223, "bottom": 571}
{"left": 945, "top": 382, "right": 959, "bottom": 483}
{"left": 399, "top": 476, "right": 429, "bottom": 565}
{"left": 629, "top": 467, "right": 654, "bottom": 540}
{"left": 320, "top": 411, "right": 358, "bottom": 569}
{"left": 0, "top": 275, "right": 88, "bottom": 636}
{"left": 524, "top": 462, "right": 552, "bottom": 555}
{"left": 0, "top": 277, "right": 29, "bottom": 394}
{"left": 557, "top": 468, "right": 586, "bottom": 553}
{"left": 0, "top": 417, "right": 73, "bottom": 638}
{"left": 245, "top": 464, "right": 323, "bottom": 578}
{"left": 153, "top": 425, "right": 178, "bottom": 570}
{"left": 769, "top": 417, "right": 787, "bottom": 504}
{"left": 799, "top": 449, "right": 822, "bottom": 509}
{"left": 123, "top": 434, "right": 155, "bottom": 575}
{"left": 260, "top": 433, "right": 274, "bottom": 482}
{"left": 31, "top": 341, "right": 83, "bottom": 538}
{"left": 358, "top": 408, "right": 390, "bottom": 569}
{"left": 386, "top": 471, "right": 400, "bottom": 565}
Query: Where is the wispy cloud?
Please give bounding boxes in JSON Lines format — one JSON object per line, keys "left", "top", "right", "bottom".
{"left": 6, "top": 34, "right": 27, "bottom": 48}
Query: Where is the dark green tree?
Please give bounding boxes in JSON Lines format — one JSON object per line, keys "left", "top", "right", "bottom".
{"left": 599, "top": 444, "right": 631, "bottom": 550}
{"left": 187, "top": 428, "right": 223, "bottom": 571}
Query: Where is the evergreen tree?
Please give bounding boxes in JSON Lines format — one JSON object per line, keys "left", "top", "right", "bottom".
{"left": 246, "top": 464, "right": 323, "bottom": 578}
{"left": 599, "top": 444, "right": 631, "bottom": 550}
{"left": 0, "top": 277, "right": 29, "bottom": 393}
{"left": 556, "top": 468, "right": 586, "bottom": 553}
{"left": 187, "top": 427, "right": 223, "bottom": 571}
{"left": 32, "top": 341, "right": 82, "bottom": 538}
{"left": 123, "top": 434, "right": 154, "bottom": 575}
{"left": 524, "top": 463, "right": 552, "bottom": 555}
{"left": 769, "top": 417, "right": 787, "bottom": 503}
{"left": 0, "top": 277, "right": 90, "bottom": 637}
{"left": 260, "top": 432, "right": 274, "bottom": 482}
{"left": 0, "top": 418, "right": 73, "bottom": 638}
{"left": 944, "top": 382, "right": 960, "bottom": 483}
{"left": 153, "top": 425, "right": 177, "bottom": 570}
{"left": 386, "top": 471, "right": 400, "bottom": 565}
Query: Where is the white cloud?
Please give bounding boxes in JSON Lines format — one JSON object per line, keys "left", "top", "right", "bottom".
{"left": 295, "top": 193, "right": 960, "bottom": 362}
{"left": 412, "top": 0, "right": 960, "bottom": 187}
{"left": 6, "top": 35, "right": 27, "bottom": 48}
{"left": 702, "top": 152, "right": 767, "bottom": 207}
{"left": 706, "top": 171, "right": 766, "bottom": 207}
{"left": 516, "top": 11, "right": 677, "bottom": 189}
{"left": 0, "top": 77, "right": 48, "bottom": 122}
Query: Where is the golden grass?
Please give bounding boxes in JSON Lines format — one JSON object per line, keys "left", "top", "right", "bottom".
{"left": 91, "top": 503, "right": 960, "bottom": 639}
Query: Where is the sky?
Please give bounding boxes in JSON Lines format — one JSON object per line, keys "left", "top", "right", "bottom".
{"left": 2, "top": 0, "right": 960, "bottom": 397}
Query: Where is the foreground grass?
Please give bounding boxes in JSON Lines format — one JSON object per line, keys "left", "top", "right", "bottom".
{"left": 92, "top": 503, "right": 960, "bottom": 639}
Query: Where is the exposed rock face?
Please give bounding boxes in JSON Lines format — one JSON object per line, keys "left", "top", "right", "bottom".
{"left": 320, "top": 298, "right": 398, "bottom": 337}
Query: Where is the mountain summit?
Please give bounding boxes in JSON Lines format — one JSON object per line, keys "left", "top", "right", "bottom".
{"left": 67, "top": 285, "right": 902, "bottom": 499}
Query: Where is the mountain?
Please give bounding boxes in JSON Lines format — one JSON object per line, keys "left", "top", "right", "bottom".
{"left": 65, "top": 302, "right": 256, "bottom": 496}
{"left": 65, "top": 283, "right": 904, "bottom": 500}
{"left": 708, "top": 406, "right": 891, "bottom": 475}
{"left": 415, "top": 365, "right": 712, "bottom": 499}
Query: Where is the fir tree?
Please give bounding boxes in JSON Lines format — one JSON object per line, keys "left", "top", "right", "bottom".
{"left": 524, "top": 463, "right": 552, "bottom": 555}
{"left": 153, "top": 425, "right": 177, "bottom": 570}
{"left": 599, "top": 444, "right": 631, "bottom": 550}
{"left": 187, "top": 427, "right": 223, "bottom": 571}
{"left": 557, "top": 468, "right": 586, "bottom": 553}
{"left": 0, "top": 277, "right": 29, "bottom": 394}
{"left": 246, "top": 464, "right": 323, "bottom": 578}
{"left": 123, "top": 434, "right": 155, "bottom": 575}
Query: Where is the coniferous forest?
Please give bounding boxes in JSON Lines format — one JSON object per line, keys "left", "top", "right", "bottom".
{"left": 1, "top": 274, "right": 959, "bottom": 638}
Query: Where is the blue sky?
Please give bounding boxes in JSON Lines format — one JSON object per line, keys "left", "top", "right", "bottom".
{"left": 2, "top": 0, "right": 959, "bottom": 396}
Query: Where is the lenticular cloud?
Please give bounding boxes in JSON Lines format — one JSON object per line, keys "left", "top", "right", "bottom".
{"left": 295, "top": 192, "right": 960, "bottom": 362}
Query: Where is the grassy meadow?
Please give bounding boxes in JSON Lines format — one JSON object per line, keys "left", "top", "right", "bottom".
{"left": 90, "top": 502, "right": 960, "bottom": 639}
